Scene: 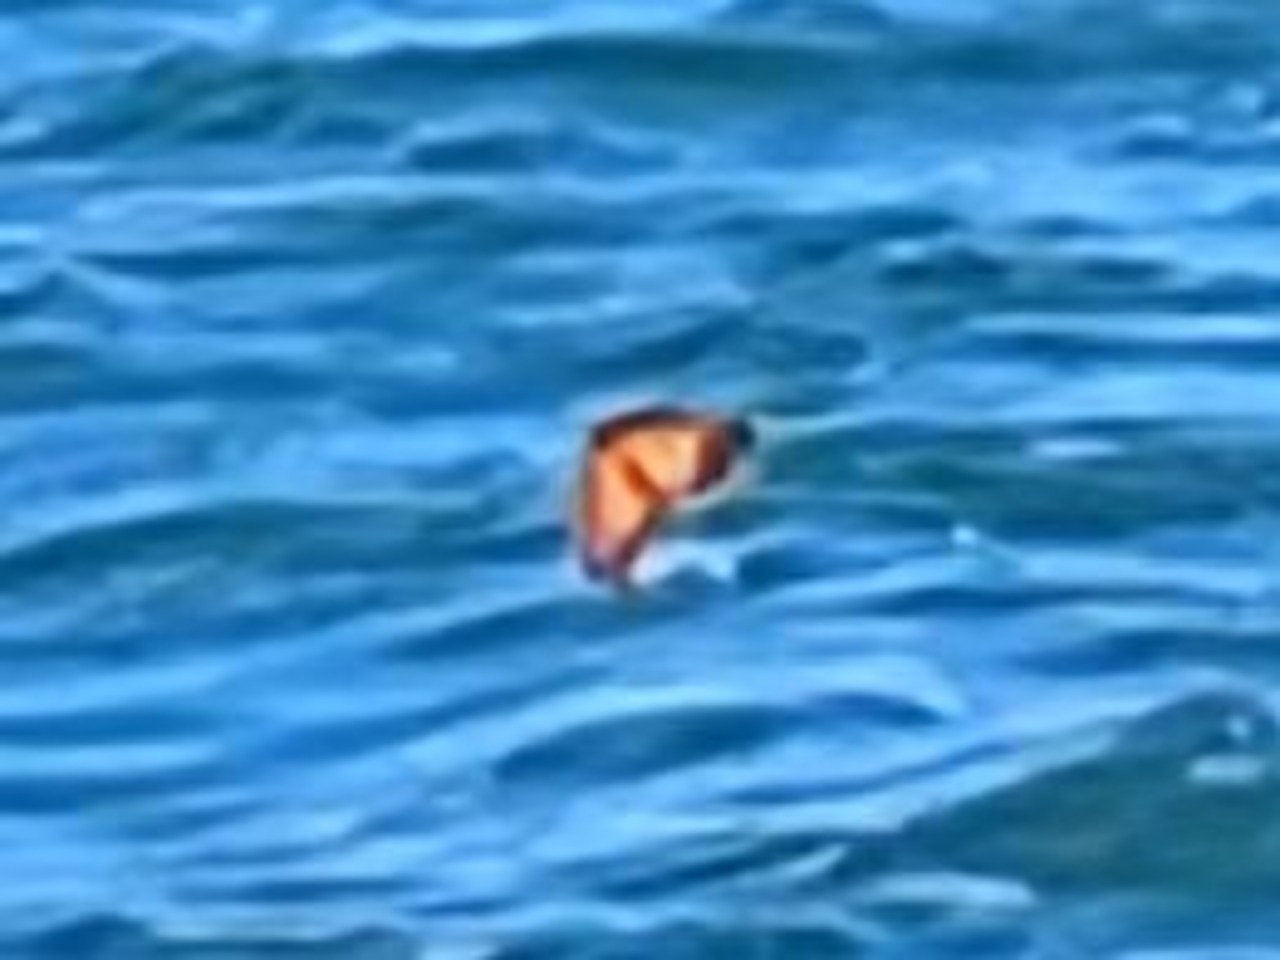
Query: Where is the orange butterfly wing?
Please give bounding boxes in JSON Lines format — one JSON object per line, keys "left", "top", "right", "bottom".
{"left": 574, "top": 408, "right": 753, "bottom": 585}
{"left": 575, "top": 438, "right": 665, "bottom": 584}
{"left": 610, "top": 425, "right": 711, "bottom": 498}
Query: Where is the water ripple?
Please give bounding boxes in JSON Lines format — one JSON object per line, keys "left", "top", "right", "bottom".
{"left": 0, "top": 0, "right": 1280, "bottom": 955}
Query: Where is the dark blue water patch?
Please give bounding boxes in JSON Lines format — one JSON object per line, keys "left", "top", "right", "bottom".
{"left": 1, "top": 915, "right": 421, "bottom": 960}
{"left": 960, "top": 320, "right": 1280, "bottom": 369}
{"left": 677, "top": 203, "right": 958, "bottom": 343}
{"left": 0, "top": 336, "right": 105, "bottom": 413}
{"left": 1114, "top": 122, "right": 1280, "bottom": 166}
{"left": 0, "top": 739, "right": 237, "bottom": 818}
{"left": 869, "top": 692, "right": 1280, "bottom": 896}
{"left": 878, "top": 241, "right": 1014, "bottom": 297}
{"left": 857, "top": 445, "right": 1269, "bottom": 544}
{"left": 233, "top": 667, "right": 577, "bottom": 775}
{"left": 555, "top": 824, "right": 862, "bottom": 902}
{"left": 1023, "top": 623, "right": 1275, "bottom": 681}
{"left": 353, "top": 28, "right": 866, "bottom": 99}
{"left": 68, "top": 186, "right": 557, "bottom": 287}
{"left": 559, "top": 307, "right": 740, "bottom": 381}
{"left": 0, "top": 270, "right": 59, "bottom": 322}
{"left": 0, "top": 47, "right": 308, "bottom": 162}
{"left": 0, "top": 694, "right": 221, "bottom": 749}
{"left": 393, "top": 594, "right": 618, "bottom": 663}
{"left": 400, "top": 116, "right": 680, "bottom": 180}
{"left": 491, "top": 699, "right": 791, "bottom": 792}
{"left": 874, "top": 242, "right": 1195, "bottom": 322}
{"left": 1109, "top": 75, "right": 1280, "bottom": 166}
{"left": 0, "top": 497, "right": 425, "bottom": 589}
{"left": 1213, "top": 193, "right": 1280, "bottom": 230}
{"left": 495, "top": 915, "right": 862, "bottom": 960}
{"left": 770, "top": 415, "right": 1280, "bottom": 551}
{"left": 718, "top": 727, "right": 1036, "bottom": 825}
{"left": 75, "top": 228, "right": 381, "bottom": 283}
{"left": 734, "top": 536, "right": 873, "bottom": 594}
{"left": 994, "top": 272, "right": 1280, "bottom": 319}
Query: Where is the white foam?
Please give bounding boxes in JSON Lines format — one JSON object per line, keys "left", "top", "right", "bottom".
{"left": 637, "top": 539, "right": 741, "bottom": 587}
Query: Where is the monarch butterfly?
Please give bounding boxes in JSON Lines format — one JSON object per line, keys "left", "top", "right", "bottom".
{"left": 573, "top": 406, "right": 755, "bottom": 587}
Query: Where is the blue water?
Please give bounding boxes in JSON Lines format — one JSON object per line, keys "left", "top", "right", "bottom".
{"left": 4, "top": 0, "right": 1280, "bottom": 956}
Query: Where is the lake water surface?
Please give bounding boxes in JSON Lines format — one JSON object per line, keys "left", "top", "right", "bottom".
{"left": 3, "top": 1, "right": 1280, "bottom": 957}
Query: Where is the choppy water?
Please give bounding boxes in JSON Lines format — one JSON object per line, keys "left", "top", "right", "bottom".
{"left": 5, "top": 0, "right": 1280, "bottom": 956}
